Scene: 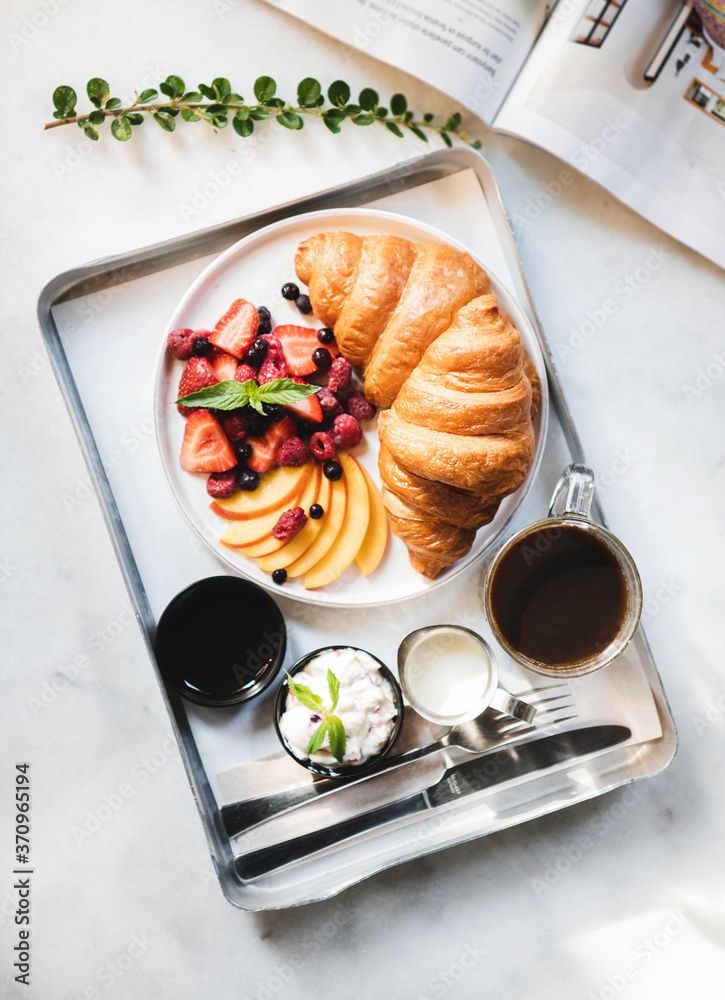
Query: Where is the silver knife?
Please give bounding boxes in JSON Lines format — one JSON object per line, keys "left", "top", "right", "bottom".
{"left": 233, "top": 724, "right": 631, "bottom": 881}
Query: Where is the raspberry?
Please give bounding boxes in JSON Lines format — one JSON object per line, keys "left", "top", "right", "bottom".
{"left": 309, "top": 431, "right": 336, "bottom": 462}
{"left": 345, "top": 391, "right": 376, "bottom": 422}
{"left": 234, "top": 363, "right": 258, "bottom": 384}
{"left": 317, "top": 387, "right": 343, "bottom": 420}
{"left": 327, "top": 356, "right": 352, "bottom": 394}
{"left": 331, "top": 413, "right": 362, "bottom": 449}
{"left": 206, "top": 469, "right": 239, "bottom": 499}
{"left": 167, "top": 328, "right": 197, "bottom": 361}
{"left": 272, "top": 506, "right": 307, "bottom": 541}
{"left": 258, "top": 332, "right": 289, "bottom": 383}
{"left": 276, "top": 436, "right": 308, "bottom": 467}
{"left": 220, "top": 411, "right": 249, "bottom": 443}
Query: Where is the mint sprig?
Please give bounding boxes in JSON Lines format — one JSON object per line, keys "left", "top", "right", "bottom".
{"left": 286, "top": 668, "right": 348, "bottom": 764}
{"left": 176, "top": 377, "right": 316, "bottom": 414}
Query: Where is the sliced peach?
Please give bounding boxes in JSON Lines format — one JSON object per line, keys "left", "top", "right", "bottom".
{"left": 304, "top": 451, "right": 370, "bottom": 590}
{"left": 284, "top": 471, "right": 348, "bottom": 579}
{"left": 210, "top": 462, "right": 312, "bottom": 521}
{"left": 354, "top": 459, "right": 389, "bottom": 576}
{"left": 257, "top": 471, "right": 333, "bottom": 572}
{"left": 241, "top": 464, "right": 323, "bottom": 559}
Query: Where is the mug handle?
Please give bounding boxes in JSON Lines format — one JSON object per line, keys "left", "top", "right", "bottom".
{"left": 489, "top": 687, "right": 537, "bottom": 724}
{"left": 549, "top": 463, "right": 596, "bottom": 519}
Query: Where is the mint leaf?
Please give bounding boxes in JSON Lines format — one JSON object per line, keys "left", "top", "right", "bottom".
{"left": 307, "top": 719, "right": 329, "bottom": 756}
{"left": 286, "top": 673, "right": 323, "bottom": 712}
{"left": 327, "top": 715, "right": 347, "bottom": 763}
{"left": 327, "top": 669, "right": 340, "bottom": 713}
{"left": 255, "top": 378, "right": 317, "bottom": 405}
{"left": 175, "top": 377, "right": 317, "bottom": 412}
{"left": 175, "top": 379, "right": 253, "bottom": 410}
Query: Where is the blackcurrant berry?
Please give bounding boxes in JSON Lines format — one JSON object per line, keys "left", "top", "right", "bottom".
{"left": 282, "top": 283, "right": 299, "bottom": 300}
{"left": 317, "top": 327, "right": 334, "bottom": 344}
{"left": 191, "top": 336, "right": 212, "bottom": 357}
{"left": 323, "top": 460, "right": 343, "bottom": 482}
{"left": 295, "top": 294, "right": 312, "bottom": 314}
{"left": 312, "top": 347, "right": 332, "bottom": 369}
{"left": 238, "top": 469, "right": 260, "bottom": 492}
{"left": 309, "top": 504, "right": 324, "bottom": 519}
{"left": 272, "top": 568, "right": 287, "bottom": 585}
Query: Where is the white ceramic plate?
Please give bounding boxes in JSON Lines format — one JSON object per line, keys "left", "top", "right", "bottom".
{"left": 154, "top": 208, "right": 549, "bottom": 608}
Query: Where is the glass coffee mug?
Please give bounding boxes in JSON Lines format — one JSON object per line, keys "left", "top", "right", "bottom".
{"left": 484, "top": 464, "right": 642, "bottom": 678}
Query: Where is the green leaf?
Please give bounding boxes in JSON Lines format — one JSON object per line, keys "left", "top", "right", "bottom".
{"left": 233, "top": 115, "right": 254, "bottom": 137}
{"left": 165, "top": 74, "right": 185, "bottom": 96}
{"left": 111, "top": 117, "right": 132, "bottom": 141}
{"left": 327, "top": 716, "right": 347, "bottom": 763}
{"left": 159, "top": 82, "right": 175, "bottom": 98}
{"left": 198, "top": 83, "right": 217, "bottom": 101}
{"left": 212, "top": 77, "right": 231, "bottom": 99}
{"left": 322, "top": 117, "right": 341, "bottom": 134}
{"left": 410, "top": 125, "right": 428, "bottom": 142}
{"left": 423, "top": 112, "right": 434, "bottom": 123}
{"left": 52, "top": 85, "right": 77, "bottom": 116}
{"left": 322, "top": 108, "right": 346, "bottom": 125}
{"left": 153, "top": 110, "right": 176, "bottom": 132}
{"left": 234, "top": 106, "right": 250, "bottom": 121}
{"left": 255, "top": 378, "right": 317, "bottom": 405}
{"left": 440, "top": 130, "right": 452, "bottom": 148}
{"left": 390, "top": 92, "right": 407, "bottom": 116}
{"left": 88, "top": 110, "right": 105, "bottom": 125}
{"left": 227, "top": 93, "right": 244, "bottom": 104}
{"left": 327, "top": 669, "right": 340, "bottom": 713}
{"left": 254, "top": 75, "right": 276, "bottom": 103}
{"left": 211, "top": 114, "right": 228, "bottom": 128}
{"left": 345, "top": 104, "right": 361, "bottom": 115}
{"left": 307, "top": 719, "right": 328, "bottom": 757}
{"left": 87, "top": 77, "right": 110, "bottom": 108}
{"left": 375, "top": 106, "right": 388, "bottom": 119}
{"left": 384, "top": 121, "right": 403, "bottom": 138}
{"left": 83, "top": 125, "right": 99, "bottom": 141}
{"left": 328, "top": 79, "right": 350, "bottom": 107}
{"left": 182, "top": 91, "right": 202, "bottom": 102}
{"left": 445, "top": 112, "right": 461, "bottom": 131}
{"left": 139, "top": 88, "right": 158, "bottom": 102}
{"left": 359, "top": 87, "right": 378, "bottom": 112}
{"left": 181, "top": 108, "right": 201, "bottom": 122}
{"left": 249, "top": 107, "right": 269, "bottom": 120}
{"left": 352, "top": 113, "right": 375, "bottom": 126}
{"left": 126, "top": 112, "right": 144, "bottom": 125}
{"left": 164, "top": 107, "right": 180, "bottom": 117}
{"left": 471, "top": 139, "right": 482, "bottom": 150}
{"left": 277, "top": 111, "right": 304, "bottom": 130}
{"left": 206, "top": 103, "right": 227, "bottom": 115}
{"left": 105, "top": 98, "right": 122, "bottom": 109}
{"left": 286, "top": 673, "right": 324, "bottom": 713}
{"left": 297, "top": 77, "right": 321, "bottom": 107}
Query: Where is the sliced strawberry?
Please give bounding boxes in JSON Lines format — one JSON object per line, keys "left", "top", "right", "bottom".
{"left": 284, "top": 378, "right": 323, "bottom": 424}
{"left": 177, "top": 357, "right": 219, "bottom": 416}
{"left": 246, "top": 415, "right": 297, "bottom": 473}
{"left": 274, "top": 325, "right": 339, "bottom": 376}
{"left": 179, "top": 411, "right": 236, "bottom": 473}
{"left": 209, "top": 299, "right": 259, "bottom": 359}
{"left": 209, "top": 349, "right": 239, "bottom": 382}
{"left": 258, "top": 332, "right": 289, "bottom": 383}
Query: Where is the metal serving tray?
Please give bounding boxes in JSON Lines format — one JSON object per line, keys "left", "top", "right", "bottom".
{"left": 38, "top": 148, "right": 677, "bottom": 910}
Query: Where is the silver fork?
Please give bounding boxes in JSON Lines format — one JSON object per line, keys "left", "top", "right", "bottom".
{"left": 220, "top": 686, "right": 575, "bottom": 839}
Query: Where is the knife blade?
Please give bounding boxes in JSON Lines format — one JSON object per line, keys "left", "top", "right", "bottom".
{"left": 234, "top": 724, "right": 631, "bottom": 881}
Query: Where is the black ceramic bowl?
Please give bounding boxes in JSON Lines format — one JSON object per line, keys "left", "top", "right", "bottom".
{"left": 274, "top": 646, "right": 404, "bottom": 778}
{"left": 154, "top": 576, "right": 286, "bottom": 707}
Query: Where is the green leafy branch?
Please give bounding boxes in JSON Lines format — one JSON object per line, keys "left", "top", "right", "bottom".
{"left": 286, "top": 668, "right": 347, "bottom": 763}
{"left": 45, "top": 74, "right": 480, "bottom": 150}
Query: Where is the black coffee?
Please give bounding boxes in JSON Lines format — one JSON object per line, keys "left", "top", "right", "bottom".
{"left": 489, "top": 524, "right": 628, "bottom": 668}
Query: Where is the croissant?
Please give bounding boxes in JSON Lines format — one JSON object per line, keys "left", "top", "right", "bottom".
{"left": 294, "top": 232, "right": 539, "bottom": 579}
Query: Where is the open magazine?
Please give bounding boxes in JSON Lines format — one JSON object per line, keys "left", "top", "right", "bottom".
{"left": 263, "top": 0, "right": 725, "bottom": 270}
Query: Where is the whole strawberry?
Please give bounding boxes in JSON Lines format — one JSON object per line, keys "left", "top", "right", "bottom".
{"left": 177, "top": 357, "right": 219, "bottom": 416}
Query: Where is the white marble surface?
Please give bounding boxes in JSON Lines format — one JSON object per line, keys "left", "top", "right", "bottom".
{"left": 2, "top": 0, "right": 725, "bottom": 997}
